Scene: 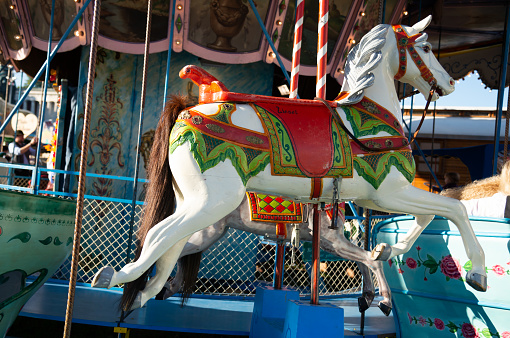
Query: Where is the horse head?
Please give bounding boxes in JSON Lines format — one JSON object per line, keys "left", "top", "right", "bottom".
{"left": 389, "top": 15, "right": 455, "bottom": 101}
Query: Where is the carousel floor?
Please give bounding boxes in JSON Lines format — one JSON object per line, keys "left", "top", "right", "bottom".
{"left": 14, "top": 279, "right": 395, "bottom": 337}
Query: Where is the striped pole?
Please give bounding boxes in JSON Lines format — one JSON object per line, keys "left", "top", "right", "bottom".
{"left": 316, "top": 0, "right": 329, "bottom": 99}
{"left": 289, "top": 0, "right": 305, "bottom": 99}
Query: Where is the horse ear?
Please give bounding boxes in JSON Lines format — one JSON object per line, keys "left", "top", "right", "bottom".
{"left": 411, "top": 15, "right": 432, "bottom": 32}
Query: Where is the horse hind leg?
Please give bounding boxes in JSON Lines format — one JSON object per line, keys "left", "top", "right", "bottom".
{"left": 320, "top": 225, "right": 392, "bottom": 315}
{"left": 371, "top": 186, "right": 487, "bottom": 292}
{"left": 356, "top": 262, "right": 375, "bottom": 312}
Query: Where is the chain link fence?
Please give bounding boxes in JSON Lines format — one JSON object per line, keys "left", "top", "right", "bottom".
{"left": 52, "top": 198, "right": 386, "bottom": 298}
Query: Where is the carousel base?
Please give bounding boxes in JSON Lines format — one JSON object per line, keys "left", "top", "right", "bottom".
{"left": 10, "top": 279, "right": 395, "bottom": 337}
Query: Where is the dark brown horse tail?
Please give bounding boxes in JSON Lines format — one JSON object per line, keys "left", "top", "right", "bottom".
{"left": 120, "top": 94, "right": 192, "bottom": 312}
{"left": 179, "top": 251, "right": 203, "bottom": 307}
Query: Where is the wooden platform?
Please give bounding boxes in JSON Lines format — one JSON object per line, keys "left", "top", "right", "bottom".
{"left": 14, "top": 279, "right": 395, "bottom": 337}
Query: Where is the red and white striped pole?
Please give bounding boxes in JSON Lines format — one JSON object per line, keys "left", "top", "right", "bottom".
{"left": 316, "top": 0, "right": 329, "bottom": 100}
{"left": 289, "top": 0, "right": 305, "bottom": 99}
{"left": 311, "top": 0, "right": 329, "bottom": 306}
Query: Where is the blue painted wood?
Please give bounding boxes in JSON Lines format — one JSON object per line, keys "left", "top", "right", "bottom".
{"left": 250, "top": 285, "right": 300, "bottom": 338}
{"left": 19, "top": 280, "right": 395, "bottom": 336}
{"left": 282, "top": 300, "right": 344, "bottom": 338}
{"left": 374, "top": 216, "right": 510, "bottom": 338}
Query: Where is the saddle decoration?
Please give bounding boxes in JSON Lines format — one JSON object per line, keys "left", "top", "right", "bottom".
{"left": 175, "top": 65, "right": 415, "bottom": 191}
{"left": 247, "top": 192, "right": 303, "bottom": 224}
{"left": 248, "top": 192, "right": 294, "bottom": 241}
{"left": 170, "top": 104, "right": 271, "bottom": 186}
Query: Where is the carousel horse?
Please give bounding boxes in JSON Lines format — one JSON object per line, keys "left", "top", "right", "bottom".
{"left": 92, "top": 16, "right": 487, "bottom": 312}
{"left": 441, "top": 161, "right": 510, "bottom": 218}
{"left": 156, "top": 193, "right": 391, "bottom": 314}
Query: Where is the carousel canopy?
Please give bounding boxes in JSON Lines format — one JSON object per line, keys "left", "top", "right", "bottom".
{"left": 0, "top": 0, "right": 508, "bottom": 89}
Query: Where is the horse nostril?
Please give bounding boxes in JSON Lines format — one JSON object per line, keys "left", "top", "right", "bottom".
{"left": 449, "top": 78, "right": 455, "bottom": 86}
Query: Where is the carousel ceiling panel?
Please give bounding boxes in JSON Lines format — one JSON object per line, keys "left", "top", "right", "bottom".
{"left": 97, "top": 0, "right": 171, "bottom": 53}
{"left": 0, "top": 0, "right": 31, "bottom": 60}
{"left": 0, "top": 0, "right": 507, "bottom": 89}
{"left": 181, "top": 0, "right": 273, "bottom": 64}
{"left": 406, "top": 0, "right": 510, "bottom": 89}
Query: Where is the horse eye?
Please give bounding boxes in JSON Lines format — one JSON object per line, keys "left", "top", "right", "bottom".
{"left": 423, "top": 45, "right": 431, "bottom": 53}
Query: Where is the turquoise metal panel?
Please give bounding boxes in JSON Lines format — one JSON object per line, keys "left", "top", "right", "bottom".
{"left": 374, "top": 216, "right": 510, "bottom": 337}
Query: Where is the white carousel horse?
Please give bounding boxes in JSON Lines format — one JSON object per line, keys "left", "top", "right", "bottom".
{"left": 92, "top": 16, "right": 487, "bottom": 312}
{"left": 157, "top": 194, "right": 391, "bottom": 314}
{"left": 441, "top": 161, "right": 510, "bottom": 218}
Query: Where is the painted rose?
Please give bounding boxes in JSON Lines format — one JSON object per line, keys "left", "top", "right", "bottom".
{"left": 492, "top": 264, "right": 506, "bottom": 276}
{"left": 440, "top": 255, "right": 462, "bottom": 279}
{"left": 461, "top": 323, "right": 479, "bottom": 338}
{"left": 501, "top": 331, "right": 510, "bottom": 338}
{"left": 418, "top": 316, "right": 427, "bottom": 327}
{"left": 388, "top": 259, "right": 393, "bottom": 267}
{"left": 406, "top": 257, "right": 418, "bottom": 269}
{"left": 408, "top": 313, "right": 413, "bottom": 325}
{"left": 434, "top": 318, "right": 445, "bottom": 330}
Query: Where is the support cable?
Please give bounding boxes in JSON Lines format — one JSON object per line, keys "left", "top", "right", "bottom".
{"left": 63, "top": 1, "right": 101, "bottom": 336}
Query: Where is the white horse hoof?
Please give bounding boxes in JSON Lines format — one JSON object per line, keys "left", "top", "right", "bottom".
{"left": 371, "top": 243, "right": 392, "bottom": 261}
{"left": 466, "top": 272, "right": 487, "bottom": 292}
{"left": 91, "top": 266, "right": 114, "bottom": 288}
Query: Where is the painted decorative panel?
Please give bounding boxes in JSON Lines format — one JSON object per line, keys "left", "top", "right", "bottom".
{"left": 74, "top": 47, "right": 274, "bottom": 200}
{"left": 187, "top": 0, "right": 271, "bottom": 53}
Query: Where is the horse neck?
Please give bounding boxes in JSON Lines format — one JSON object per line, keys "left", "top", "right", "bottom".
{"left": 362, "top": 62, "right": 402, "bottom": 124}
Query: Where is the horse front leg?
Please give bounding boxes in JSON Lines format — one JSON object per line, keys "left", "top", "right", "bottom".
{"left": 370, "top": 186, "right": 487, "bottom": 292}
{"left": 371, "top": 214, "right": 434, "bottom": 260}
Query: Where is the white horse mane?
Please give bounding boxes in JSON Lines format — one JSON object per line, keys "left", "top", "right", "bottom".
{"left": 337, "top": 24, "right": 389, "bottom": 105}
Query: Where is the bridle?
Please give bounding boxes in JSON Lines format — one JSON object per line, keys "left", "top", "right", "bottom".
{"left": 392, "top": 24, "right": 438, "bottom": 142}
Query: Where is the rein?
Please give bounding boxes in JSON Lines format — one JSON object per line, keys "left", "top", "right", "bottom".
{"left": 409, "top": 83, "right": 437, "bottom": 143}
{"left": 314, "top": 97, "right": 379, "bottom": 153}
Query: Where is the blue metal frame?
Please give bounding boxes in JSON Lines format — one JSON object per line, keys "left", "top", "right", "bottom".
{"left": 493, "top": 5, "right": 510, "bottom": 175}
{"left": 32, "top": 0, "right": 56, "bottom": 194}
{"left": 163, "top": 0, "right": 177, "bottom": 108}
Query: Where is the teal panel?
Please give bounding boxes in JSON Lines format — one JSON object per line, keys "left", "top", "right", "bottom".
{"left": 374, "top": 216, "right": 510, "bottom": 337}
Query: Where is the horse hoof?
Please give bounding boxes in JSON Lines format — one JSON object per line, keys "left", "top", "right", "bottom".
{"left": 91, "top": 266, "right": 114, "bottom": 288}
{"left": 466, "top": 272, "right": 487, "bottom": 292}
{"left": 358, "top": 297, "right": 369, "bottom": 312}
{"left": 371, "top": 243, "right": 392, "bottom": 261}
{"left": 358, "top": 291, "right": 375, "bottom": 312}
{"left": 378, "top": 301, "right": 392, "bottom": 316}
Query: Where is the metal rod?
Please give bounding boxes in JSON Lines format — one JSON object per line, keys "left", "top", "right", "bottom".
{"left": 32, "top": 0, "right": 56, "bottom": 194}
{"left": 126, "top": 0, "right": 154, "bottom": 265}
{"left": 493, "top": 3, "right": 510, "bottom": 175}
{"left": 0, "top": 0, "right": 93, "bottom": 136}
{"left": 273, "top": 242, "right": 285, "bottom": 289}
{"left": 63, "top": 1, "right": 101, "bottom": 337}
{"left": 163, "top": 0, "right": 177, "bottom": 108}
{"left": 311, "top": 204, "right": 320, "bottom": 305}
